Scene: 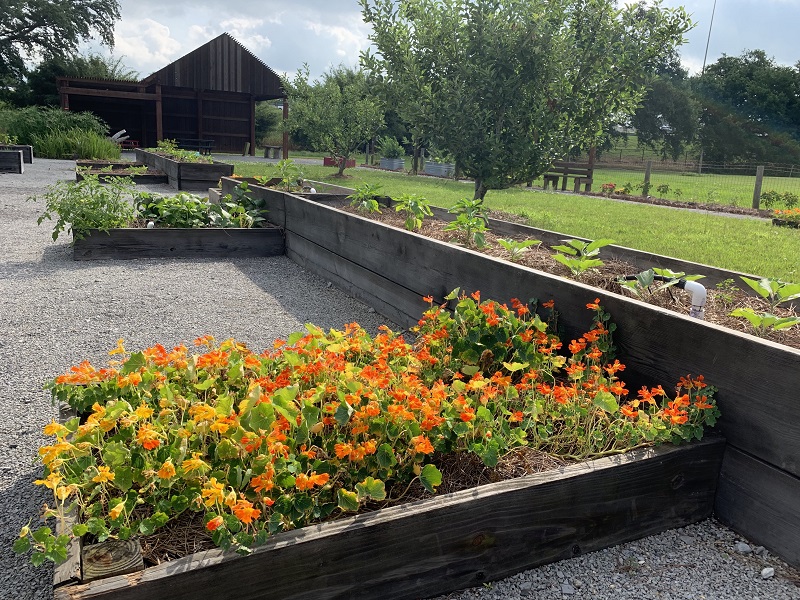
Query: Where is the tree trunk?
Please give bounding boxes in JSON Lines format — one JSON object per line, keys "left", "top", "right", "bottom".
{"left": 337, "top": 157, "right": 347, "bottom": 177}
{"left": 474, "top": 180, "right": 488, "bottom": 201}
{"left": 412, "top": 145, "right": 420, "bottom": 175}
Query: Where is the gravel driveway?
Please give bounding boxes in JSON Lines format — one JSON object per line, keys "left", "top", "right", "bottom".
{"left": 1, "top": 159, "right": 798, "bottom": 599}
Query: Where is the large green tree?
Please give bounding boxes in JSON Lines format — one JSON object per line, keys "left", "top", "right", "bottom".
{"left": 0, "top": 0, "right": 121, "bottom": 86}
{"left": 361, "top": 0, "right": 692, "bottom": 200}
{"left": 283, "top": 65, "right": 384, "bottom": 176}
{"left": 692, "top": 50, "right": 800, "bottom": 164}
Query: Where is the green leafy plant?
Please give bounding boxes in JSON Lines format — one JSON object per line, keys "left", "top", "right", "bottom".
{"left": 444, "top": 214, "right": 488, "bottom": 248}
{"left": 0, "top": 132, "right": 19, "bottom": 144}
{"left": 33, "top": 127, "right": 121, "bottom": 160}
{"left": 729, "top": 308, "right": 800, "bottom": 336}
{"left": 448, "top": 197, "right": 489, "bottom": 223}
{"left": 149, "top": 139, "right": 213, "bottom": 164}
{"left": 394, "top": 193, "right": 432, "bottom": 231}
{"left": 714, "top": 279, "right": 740, "bottom": 309}
{"left": 32, "top": 174, "right": 136, "bottom": 241}
{"left": 209, "top": 182, "right": 267, "bottom": 228}
{"left": 347, "top": 183, "right": 383, "bottom": 214}
{"left": 761, "top": 190, "right": 799, "bottom": 209}
{"left": 16, "top": 294, "right": 720, "bottom": 564}
{"left": 656, "top": 183, "right": 671, "bottom": 196}
{"left": 497, "top": 238, "right": 541, "bottom": 262}
{"left": 376, "top": 135, "right": 404, "bottom": 159}
{"left": 136, "top": 192, "right": 211, "bottom": 228}
{"left": 739, "top": 276, "right": 800, "bottom": 310}
{"left": 272, "top": 158, "right": 305, "bottom": 192}
{"left": 618, "top": 268, "right": 704, "bottom": 300}
{"left": 551, "top": 239, "right": 615, "bottom": 278}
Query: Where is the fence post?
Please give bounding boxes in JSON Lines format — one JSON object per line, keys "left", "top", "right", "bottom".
{"left": 643, "top": 160, "right": 652, "bottom": 197}
{"left": 752, "top": 165, "right": 765, "bottom": 209}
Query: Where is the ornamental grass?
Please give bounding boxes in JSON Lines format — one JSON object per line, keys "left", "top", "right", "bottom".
{"left": 15, "top": 293, "right": 720, "bottom": 564}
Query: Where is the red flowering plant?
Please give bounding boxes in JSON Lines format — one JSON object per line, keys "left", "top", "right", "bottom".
{"left": 15, "top": 293, "right": 720, "bottom": 565}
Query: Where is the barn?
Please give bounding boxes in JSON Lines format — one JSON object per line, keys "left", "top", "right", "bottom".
{"left": 57, "top": 33, "right": 287, "bottom": 156}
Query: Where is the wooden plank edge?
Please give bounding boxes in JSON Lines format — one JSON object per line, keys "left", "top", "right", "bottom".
{"left": 55, "top": 437, "right": 724, "bottom": 599}
{"left": 715, "top": 445, "right": 800, "bottom": 568}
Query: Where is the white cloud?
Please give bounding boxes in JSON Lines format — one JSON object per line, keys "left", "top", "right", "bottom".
{"left": 113, "top": 19, "right": 182, "bottom": 76}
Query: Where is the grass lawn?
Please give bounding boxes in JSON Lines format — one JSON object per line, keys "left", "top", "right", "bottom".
{"left": 232, "top": 161, "right": 800, "bottom": 283}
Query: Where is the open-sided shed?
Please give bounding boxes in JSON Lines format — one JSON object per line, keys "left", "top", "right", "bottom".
{"left": 57, "top": 33, "right": 287, "bottom": 155}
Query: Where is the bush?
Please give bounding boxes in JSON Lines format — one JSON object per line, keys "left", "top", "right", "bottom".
{"left": 32, "top": 127, "right": 121, "bottom": 160}
{"left": 0, "top": 106, "right": 107, "bottom": 146}
{"left": 376, "top": 135, "right": 404, "bottom": 159}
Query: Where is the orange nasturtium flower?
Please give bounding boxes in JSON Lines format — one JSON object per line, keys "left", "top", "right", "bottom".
{"left": 410, "top": 435, "right": 434, "bottom": 455}
{"left": 586, "top": 298, "right": 601, "bottom": 310}
{"left": 206, "top": 515, "right": 224, "bottom": 531}
{"left": 42, "top": 421, "right": 68, "bottom": 438}
{"left": 92, "top": 466, "right": 115, "bottom": 484}
{"left": 182, "top": 452, "right": 210, "bottom": 475}
{"left": 201, "top": 478, "right": 226, "bottom": 507}
{"left": 135, "top": 423, "right": 161, "bottom": 450}
{"left": 542, "top": 299, "right": 555, "bottom": 309}
{"left": 108, "top": 338, "right": 126, "bottom": 356}
{"left": 34, "top": 472, "right": 63, "bottom": 490}
{"left": 295, "top": 472, "right": 330, "bottom": 491}
{"left": 157, "top": 460, "right": 176, "bottom": 480}
{"left": 134, "top": 404, "right": 154, "bottom": 420}
{"left": 109, "top": 502, "right": 125, "bottom": 521}
{"left": 232, "top": 498, "right": 261, "bottom": 525}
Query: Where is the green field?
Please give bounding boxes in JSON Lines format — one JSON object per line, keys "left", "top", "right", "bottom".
{"left": 231, "top": 160, "right": 800, "bottom": 283}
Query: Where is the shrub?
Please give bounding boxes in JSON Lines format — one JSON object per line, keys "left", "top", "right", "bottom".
{"left": 376, "top": 135, "right": 404, "bottom": 159}
{"left": 33, "top": 127, "right": 121, "bottom": 160}
{"left": 0, "top": 106, "right": 107, "bottom": 146}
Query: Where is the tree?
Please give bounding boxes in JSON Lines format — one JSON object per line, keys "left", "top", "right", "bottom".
{"left": 254, "top": 101, "right": 283, "bottom": 146}
{"left": 692, "top": 50, "right": 800, "bottom": 164}
{"left": 283, "top": 65, "right": 384, "bottom": 176}
{"left": 361, "top": 0, "right": 691, "bottom": 200}
{"left": 0, "top": 0, "right": 121, "bottom": 85}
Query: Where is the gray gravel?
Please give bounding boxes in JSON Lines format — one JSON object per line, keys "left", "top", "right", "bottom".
{"left": 1, "top": 160, "right": 798, "bottom": 600}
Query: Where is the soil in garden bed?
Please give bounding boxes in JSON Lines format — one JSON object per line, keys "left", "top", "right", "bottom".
{"left": 137, "top": 448, "right": 568, "bottom": 566}
{"left": 332, "top": 201, "right": 800, "bottom": 350}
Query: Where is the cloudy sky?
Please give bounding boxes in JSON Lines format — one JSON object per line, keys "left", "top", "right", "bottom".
{"left": 92, "top": 0, "right": 798, "bottom": 81}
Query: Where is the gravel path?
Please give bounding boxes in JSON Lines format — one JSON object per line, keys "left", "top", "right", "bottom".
{"left": 1, "top": 160, "right": 798, "bottom": 599}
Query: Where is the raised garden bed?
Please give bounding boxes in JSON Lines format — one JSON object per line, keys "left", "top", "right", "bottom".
{"left": 323, "top": 156, "right": 356, "bottom": 169}
{"left": 135, "top": 149, "right": 233, "bottom": 191}
{"left": 423, "top": 161, "right": 455, "bottom": 178}
{"left": 772, "top": 218, "right": 799, "bottom": 229}
{"left": 53, "top": 437, "right": 724, "bottom": 599}
{"left": 221, "top": 178, "right": 800, "bottom": 568}
{"left": 0, "top": 143, "right": 33, "bottom": 163}
{"left": 72, "top": 227, "right": 284, "bottom": 260}
{"left": 76, "top": 160, "right": 167, "bottom": 185}
{"left": 0, "top": 149, "right": 24, "bottom": 173}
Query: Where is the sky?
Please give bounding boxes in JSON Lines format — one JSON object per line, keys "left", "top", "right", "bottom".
{"left": 88, "top": 0, "right": 800, "bottom": 81}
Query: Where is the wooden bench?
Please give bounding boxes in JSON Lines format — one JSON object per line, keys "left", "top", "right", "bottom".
{"left": 176, "top": 139, "right": 215, "bottom": 155}
{"left": 543, "top": 160, "right": 594, "bottom": 192}
{"left": 263, "top": 145, "right": 281, "bottom": 159}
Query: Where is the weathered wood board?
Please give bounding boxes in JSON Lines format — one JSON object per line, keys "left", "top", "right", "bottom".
{"left": 135, "top": 149, "right": 233, "bottom": 191}
{"left": 0, "top": 149, "right": 24, "bottom": 173}
{"left": 54, "top": 437, "right": 724, "bottom": 599}
{"left": 72, "top": 228, "right": 284, "bottom": 260}
{"left": 0, "top": 144, "right": 33, "bottom": 162}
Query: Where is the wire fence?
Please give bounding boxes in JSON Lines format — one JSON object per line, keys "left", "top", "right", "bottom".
{"left": 587, "top": 159, "right": 800, "bottom": 209}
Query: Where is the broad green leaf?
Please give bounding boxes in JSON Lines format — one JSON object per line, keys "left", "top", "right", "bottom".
{"left": 377, "top": 443, "right": 397, "bottom": 468}
{"left": 121, "top": 352, "right": 146, "bottom": 375}
{"left": 12, "top": 537, "right": 31, "bottom": 554}
{"left": 31, "top": 526, "right": 52, "bottom": 544}
{"left": 444, "top": 287, "right": 461, "bottom": 300}
{"left": 502, "top": 361, "right": 529, "bottom": 372}
{"left": 593, "top": 391, "right": 619, "bottom": 413}
{"left": 337, "top": 488, "right": 360, "bottom": 512}
{"left": 112, "top": 467, "right": 133, "bottom": 492}
{"left": 356, "top": 477, "right": 386, "bottom": 501}
{"left": 194, "top": 377, "right": 217, "bottom": 391}
{"left": 419, "top": 464, "right": 442, "bottom": 493}
{"left": 334, "top": 401, "right": 354, "bottom": 427}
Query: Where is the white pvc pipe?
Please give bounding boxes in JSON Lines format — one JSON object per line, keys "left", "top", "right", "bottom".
{"left": 683, "top": 280, "right": 707, "bottom": 320}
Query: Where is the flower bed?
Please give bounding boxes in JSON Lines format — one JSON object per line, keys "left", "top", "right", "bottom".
{"left": 20, "top": 296, "right": 724, "bottom": 596}
{"left": 219, "top": 179, "right": 800, "bottom": 568}
{"left": 76, "top": 161, "right": 167, "bottom": 185}
{"left": 772, "top": 208, "right": 800, "bottom": 229}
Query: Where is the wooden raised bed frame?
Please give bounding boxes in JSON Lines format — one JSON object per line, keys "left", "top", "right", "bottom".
{"left": 54, "top": 438, "right": 724, "bottom": 599}
{"left": 219, "top": 179, "right": 800, "bottom": 569}
{"left": 135, "top": 149, "right": 233, "bottom": 191}
{"left": 72, "top": 227, "right": 284, "bottom": 260}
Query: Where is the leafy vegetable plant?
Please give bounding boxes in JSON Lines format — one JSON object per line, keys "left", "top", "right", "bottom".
{"left": 619, "top": 268, "right": 704, "bottom": 300}
{"left": 272, "top": 158, "right": 305, "bottom": 191}
{"left": 394, "top": 193, "right": 432, "bottom": 231}
{"left": 551, "top": 238, "right": 615, "bottom": 278}
{"left": 32, "top": 174, "right": 136, "bottom": 241}
{"left": 497, "top": 238, "right": 541, "bottom": 262}
{"left": 347, "top": 183, "right": 383, "bottom": 214}
{"left": 739, "top": 276, "right": 800, "bottom": 310}
{"left": 729, "top": 308, "right": 800, "bottom": 336}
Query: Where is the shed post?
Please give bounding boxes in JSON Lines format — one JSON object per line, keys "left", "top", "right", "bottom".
{"left": 250, "top": 95, "right": 256, "bottom": 156}
{"left": 155, "top": 84, "right": 163, "bottom": 141}
{"left": 282, "top": 97, "right": 289, "bottom": 160}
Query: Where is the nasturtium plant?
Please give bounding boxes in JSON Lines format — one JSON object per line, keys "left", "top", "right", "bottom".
{"left": 17, "top": 292, "right": 720, "bottom": 564}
